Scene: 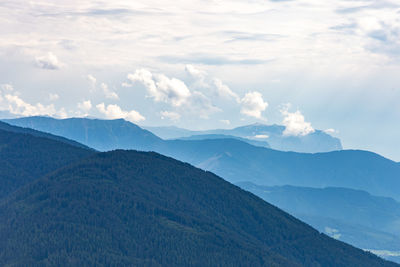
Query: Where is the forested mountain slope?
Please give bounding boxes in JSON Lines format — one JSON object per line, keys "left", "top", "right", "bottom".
{"left": 0, "top": 150, "right": 396, "bottom": 266}
{"left": 0, "top": 128, "right": 94, "bottom": 199}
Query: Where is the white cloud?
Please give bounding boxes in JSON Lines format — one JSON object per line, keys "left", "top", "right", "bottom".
{"left": 77, "top": 100, "right": 92, "bottom": 112}
{"left": 160, "top": 110, "right": 181, "bottom": 121}
{"left": 35, "top": 52, "right": 63, "bottom": 70}
{"left": 87, "top": 75, "right": 118, "bottom": 99}
{"left": 96, "top": 103, "right": 145, "bottom": 123}
{"left": 240, "top": 91, "right": 268, "bottom": 119}
{"left": 185, "top": 64, "right": 206, "bottom": 80}
{"left": 48, "top": 93, "right": 59, "bottom": 101}
{"left": 4, "top": 94, "right": 66, "bottom": 118}
{"left": 185, "top": 64, "right": 210, "bottom": 89}
{"left": 281, "top": 105, "right": 315, "bottom": 136}
{"left": 0, "top": 85, "right": 66, "bottom": 117}
{"left": 127, "top": 69, "right": 191, "bottom": 107}
{"left": 254, "top": 134, "right": 269, "bottom": 139}
{"left": 126, "top": 68, "right": 220, "bottom": 119}
{"left": 101, "top": 83, "right": 119, "bottom": 100}
{"left": 185, "top": 65, "right": 241, "bottom": 104}
{"left": 324, "top": 128, "right": 338, "bottom": 135}
{"left": 213, "top": 78, "right": 240, "bottom": 103}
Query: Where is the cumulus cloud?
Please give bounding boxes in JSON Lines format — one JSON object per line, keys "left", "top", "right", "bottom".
{"left": 281, "top": 105, "right": 315, "bottom": 136}
{"left": 126, "top": 69, "right": 191, "bottom": 107}
{"left": 125, "top": 68, "right": 222, "bottom": 119}
{"left": 160, "top": 110, "right": 181, "bottom": 121}
{"left": 185, "top": 64, "right": 206, "bottom": 80}
{"left": 87, "top": 75, "right": 118, "bottom": 99}
{"left": 101, "top": 83, "right": 119, "bottom": 99}
{"left": 240, "top": 91, "right": 268, "bottom": 119}
{"left": 185, "top": 65, "right": 241, "bottom": 103}
{"left": 35, "top": 52, "right": 63, "bottom": 70}
{"left": 96, "top": 103, "right": 145, "bottom": 123}
{"left": 4, "top": 94, "right": 66, "bottom": 118}
{"left": 213, "top": 78, "right": 240, "bottom": 102}
{"left": 77, "top": 100, "right": 92, "bottom": 112}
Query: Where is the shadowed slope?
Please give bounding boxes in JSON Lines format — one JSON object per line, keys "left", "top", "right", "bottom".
{"left": 0, "top": 150, "right": 397, "bottom": 266}
{"left": 0, "top": 129, "right": 94, "bottom": 199}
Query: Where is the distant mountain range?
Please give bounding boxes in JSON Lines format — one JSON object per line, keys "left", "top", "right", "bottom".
{"left": 176, "top": 133, "right": 270, "bottom": 148}
{"left": 145, "top": 123, "right": 343, "bottom": 153}
{"left": 153, "top": 139, "right": 400, "bottom": 201}
{"left": 4, "top": 116, "right": 400, "bottom": 263}
{"left": 0, "top": 120, "right": 90, "bottom": 150}
{"left": 4, "top": 117, "right": 397, "bottom": 199}
{"left": 4, "top": 116, "right": 162, "bottom": 151}
{"left": 1, "top": 124, "right": 395, "bottom": 266}
{"left": 238, "top": 182, "right": 400, "bottom": 260}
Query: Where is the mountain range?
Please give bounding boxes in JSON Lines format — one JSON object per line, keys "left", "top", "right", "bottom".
{"left": 145, "top": 123, "right": 342, "bottom": 153}
{"left": 4, "top": 116, "right": 161, "bottom": 151}
{"left": 3, "top": 116, "right": 400, "bottom": 263}
{"left": 238, "top": 182, "right": 400, "bottom": 257}
{"left": 4, "top": 117, "right": 399, "bottom": 199}
{"left": 0, "top": 123, "right": 395, "bottom": 266}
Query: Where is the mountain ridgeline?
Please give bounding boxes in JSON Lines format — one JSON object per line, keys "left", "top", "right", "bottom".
{"left": 4, "top": 116, "right": 162, "bottom": 151}
{"left": 145, "top": 124, "right": 343, "bottom": 153}
{"left": 0, "top": 144, "right": 397, "bottom": 266}
{"left": 5, "top": 117, "right": 342, "bottom": 153}
{"left": 3, "top": 117, "right": 400, "bottom": 264}
{"left": 238, "top": 182, "right": 400, "bottom": 255}
{"left": 0, "top": 120, "right": 91, "bottom": 150}
{"left": 4, "top": 117, "right": 400, "bottom": 200}
{"left": 0, "top": 127, "right": 94, "bottom": 199}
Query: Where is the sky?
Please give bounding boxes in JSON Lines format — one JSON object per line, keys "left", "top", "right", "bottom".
{"left": 0, "top": 0, "right": 399, "bottom": 161}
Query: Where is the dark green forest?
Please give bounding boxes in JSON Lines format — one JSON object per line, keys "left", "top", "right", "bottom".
{"left": 0, "top": 129, "right": 94, "bottom": 199}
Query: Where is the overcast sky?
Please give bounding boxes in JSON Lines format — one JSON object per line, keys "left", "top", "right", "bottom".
{"left": 0, "top": 0, "right": 399, "bottom": 160}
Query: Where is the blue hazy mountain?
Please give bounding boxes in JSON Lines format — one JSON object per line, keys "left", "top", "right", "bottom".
{"left": 300, "top": 215, "right": 400, "bottom": 264}
{"left": 176, "top": 133, "right": 270, "bottom": 148}
{"left": 0, "top": 144, "right": 397, "bottom": 266}
{"left": 144, "top": 125, "right": 194, "bottom": 139}
{"left": 5, "top": 117, "right": 400, "bottom": 201}
{"left": 4, "top": 116, "right": 162, "bottom": 151}
{"left": 0, "top": 120, "right": 91, "bottom": 149}
{"left": 237, "top": 182, "right": 400, "bottom": 263}
{"left": 238, "top": 182, "right": 400, "bottom": 239}
{"left": 145, "top": 123, "right": 342, "bottom": 153}
{"left": 154, "top": 139, "right": 400, "bottom": 201}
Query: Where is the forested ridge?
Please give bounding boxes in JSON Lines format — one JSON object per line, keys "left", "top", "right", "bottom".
{"left": 0, "top": 148, "right": 397, "bottom": 266}
{"left": 0, "top": 128, "right": 94, "bottom": 199}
